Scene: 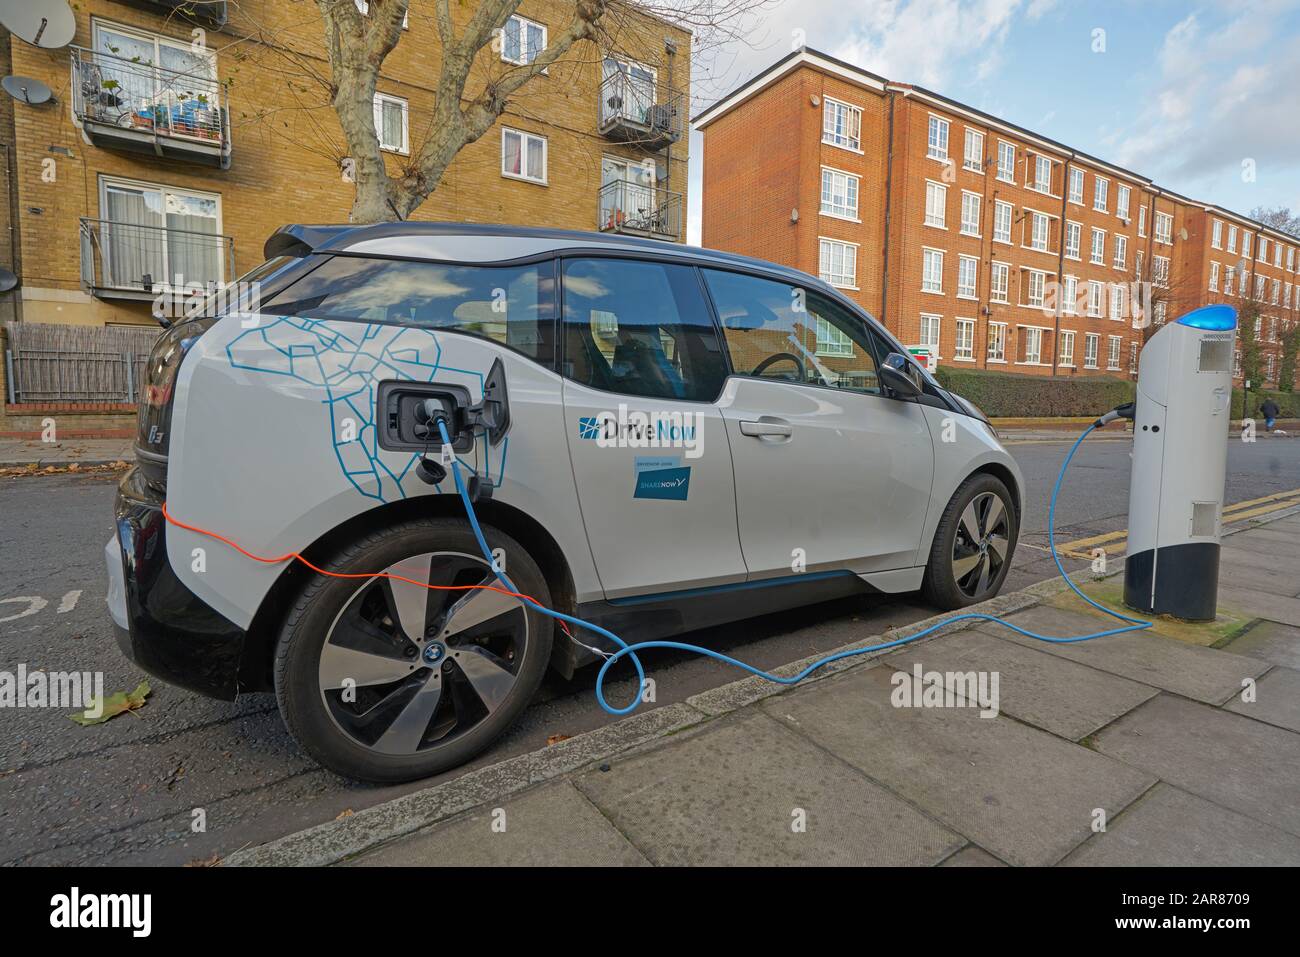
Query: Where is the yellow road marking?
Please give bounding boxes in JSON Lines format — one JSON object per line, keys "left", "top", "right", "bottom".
{"left": 1055, "top": 487, "right": 1300, "bottom": 559}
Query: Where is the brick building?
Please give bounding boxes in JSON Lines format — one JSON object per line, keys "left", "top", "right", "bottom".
{"left": 696, "top": 48, "right": 1298, "bottom": 389}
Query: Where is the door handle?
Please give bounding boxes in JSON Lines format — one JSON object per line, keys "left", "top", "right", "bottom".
{"left": 739, "top": 419, "right": 792, "bottom": 438}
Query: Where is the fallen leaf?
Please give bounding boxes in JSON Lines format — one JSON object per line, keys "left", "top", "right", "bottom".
{"left": 185, "top": 853, "right": 222, "bottom": 868}
{"left": 335, "top": 808, "right": 354, "bottom": 820}
{"left": 546, "top": 734, "right": 572, "bottom": 746}
{"left": 69, "top": 681, "right": 151, "bottom": 726}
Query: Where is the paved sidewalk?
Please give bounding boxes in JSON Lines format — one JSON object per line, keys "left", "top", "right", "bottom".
{"left": 225, "top": 508, "right": 1300, "bottom": 867}
{"left": 0, "top": 438, "right": 134, "bottom": 469}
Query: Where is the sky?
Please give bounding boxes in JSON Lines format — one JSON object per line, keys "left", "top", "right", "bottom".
{"left": 684, "top": 0, "right": 1300, "bottom": 244}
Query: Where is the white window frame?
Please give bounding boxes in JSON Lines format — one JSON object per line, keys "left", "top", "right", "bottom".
{"left": 501, "top": 126, "right": 547, "bottom": 184}
{"left": 1116, "top": 184, "right": 1130, "bottom": 220}
{"left": 1209, "top": 261, "right": 1220, "bottom": 291}
{"left": 1227, "top": 224, "right": 1238, "bottom": 253}
{"left": 1090, "top": 227, "right": 1106, "bottom": 264}
{"left": 990, "top": 262, "right": 1010, "bottom": 304}
{"left": 1084, "top": 333, "right": 1099, "bottom": 369}
{"left": 919, "top": 313, "right": 942, "bottom": 353}
{"left": 957, "top": 254, "right": 978, "bottom": 299}
{"left": 996, "top": 141, "right": 1015, "bottom": 183}
{"left": 820, "top": 166, "right": 859, "bottom": 221}
{"left": 1138, "top": 204, "right": 1146, "bottom": 238}
{"left": 1258, "top": 236, "right": 1269, "bottom": 262}
{"left": 373, "top": 92, "right": 409, "bottom": 154}
{"left": 1065, "top": 221, "right": 1081, "bottom": 260}
{"left": 987, "top": 321, "right": 1007, "bottom": 362}
{"left": 98, "top": 174, "right": 225, "bottom": 289}
{"left": 1087, "top": 279, "right": 1103, "bottom": 317}
{"left": 1062, "top": 274, "right": 1078, "bottom": 315}
{"left": 927, "top": 115, "right": 950, "bottom": 160}
{"left": 1093, "top": 176, "right": 1108, "bottom": 212}
{"left": 1068, "top": 167, "right": 1084, "bottom": 205}
{"left": 963, "top": 129, "right": 984, "bottom": 171}
{"left": 822, "top": 97, "right": 862, "bottom": 152}
{"left": 960, "top": 190, "right": 981, "bottom": 236}
{"left": 921, "top": 248, "right": 944, "bottom": 294}
{"left": 1058, "top": 330, "right": 1076, "bottom": 367}
{"left": 1107, "top": 335, "right": 1122, "bottom": 371}
{"left": 1020, "top": 326, "right": 1044, "bottom": 365}
{"left": 954, "top": 317, "right": 976, "bottom": 361}
{"left": 501, "top": 14, "right": 547, "bottom": 65}
{"left": 1025, "top": 269, "right": 1046, "bottom": 308}
{"left": 1155, "top": 211, "right": 1173, "bottom": 245}
{"left": 1109, "top": 283, "right": 1125, "bottom": 321}
{"left": 1211, "top": 219, "right": 1223, "bottom": 249}
{"left": 993, "top": 200, "right": 1012, "bottom": 244}
{"left": 1242, "top": 231, "right": 1253, "bottom": 258}
{"left": 818, "top": 237, "right": 858, "bottom": 289}
{"left": 1032, "top": 155, "right": 1052, "bottom": 194}
{"left": 1113, "top": 234, "right": 1127, "bottom": 269}
{"left": 924, "top": 181, "right": 948, "bottom": 228}
{"left": 1029, "top": 211, "right": 1050, "bottom": 252}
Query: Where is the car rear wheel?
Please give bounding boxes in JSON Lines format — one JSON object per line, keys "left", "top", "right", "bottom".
{"left": 274, "top": 518, "right": 552, "bottom": 783}
{"left": 921, "top": 473, "right": 1017, "bottom": 610}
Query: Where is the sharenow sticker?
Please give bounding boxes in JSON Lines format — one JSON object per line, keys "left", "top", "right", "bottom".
{"left": 633, "top": 456, "right": 691, "bottom": 501}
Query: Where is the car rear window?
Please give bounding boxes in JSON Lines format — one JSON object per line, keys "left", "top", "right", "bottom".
{"left": 259, "top": 255, "right": 557, "bottom": 366}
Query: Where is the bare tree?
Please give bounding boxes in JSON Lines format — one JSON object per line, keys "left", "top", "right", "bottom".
{"left": 1249, "top": 204, "right": 1300, "bottom": 239}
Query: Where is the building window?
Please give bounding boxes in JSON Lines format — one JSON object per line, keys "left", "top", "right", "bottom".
{"left": 1274, "top": 242, "right": 1283, "bottom": 268}
{"left": 963, "top": 129, "right": 984, "bottom": 171}
{"left": 1026, "top": 270, "right": 1046, "bottom": 308}
{"left": 997, "top": 141, "right": 1015, "bottom": 182}
{"left": 1087, "top": 280, "right": 1103, "bottom": 317}
{"left": 1029, "top": 212, "right": 1050, "bottom": 251}
{"left": 960, "top": 191, "right": 981, "bottom": 236}
{"left": 1242, "top": 231, "right": 1253, "bottom": 258}
{"left": 502, "top": 127, "right": 546, "bottom": 183}
{"left": 1113, "top": 234, "right": 1127, "bottom": 269}
{"left": 1107, "top": 335, "right": 1122, "bottom": 371}
{"left": 1110, "top": 283, "right": 1125, "bottom": 321}
{"left": 1155, "top": 211, "right": 1173, "bottom": 244}
{"left": 1212, "top": 219, "right": 1223, "bottom": 249}
{"left": 1288, "top": 247, "right": 1295, "bottom": 271}
{"left": 957, "top": 255, "right": 978, "bottom": 298}
{"left": 920, "top": 313, "right": 941, "bottom": 352}
{"left": 98, "top": 176, "right": 223, "bottom": 290}
{"left": 1033, "top": 155, "right": 1052, "bottom": 193}
{"left": 1090, "top": 227, "right": 1105, "bottom": 264}
{"left": 1286, "top": 281, "right": 1293, "bottom": 306}
{"left": 502, "top": 14, "right": 546, "bottom": 64}
{"left": 954, "top": 318, "right": 975, "bottom": 360}
{"left": 822, "top": 98, "right": 861, "bottom": 151}
{"left": 1059, "top": 330, "right": 1075, "bottom": 366}
{"left": 1084, "top": 333, "right": 1099, "bottom": 368}
{"left": 1068, "top": 167, "right": 1084, "bottom": 204}
{"left": 818, "top": 238, "right": 857, "bottom": 288}
{"left": 813, "top": 316, "right": 855, "bottom": 357}
{"left": 925, "top": 181, "right": 947, "bottom": 228}
{"left": 927, "top": 116, "right": 949, "bottom": 160}
{"left": 987, "top": 321, "right": 1007, "bottom": 361}
{"left": 374, "top": 92, "right": 409, "bottom": 153}
{"left": 1094, "top": 176, "right": 1108, "bottom": 212}
{"left": 1152, "top": 255, "right": 1169, "bottom": 287}
{"left": 1234, "top": 350, "right": 1242, "bottom": 376}
{"left": 1020, "top": 326, "right": 1043, "bottom": 364}
{"left": 990, "top": 262, "right": 1009, "bottom": 303}
{"left": 820, "top": 167, "right": 859, "bottom": 219}
{"left": 993, "top": 200, "right": 1012, "bottom": 243}
{"left": 922, "top": 249, "right": 944, "bottom": 293}
{"left": 1138, "top": 204, "right": 1146, "bottom": 237}
{"left": 1258, "top": 236, "right": 1269, "bottom": 262}
{"left": 1065, "top": 221, "right": 1081, "bottom": 260}
{"left": 1062, "top": 274, "right": 1078, "bottom": 314}
{"left": 1117, "top": 184, "right": 1130, "bottom": 220}
{"left": 1273, "top": 278, "right": 1281, "bottom": 304}
{"left": 1224, "top": 266, "right": 1235, "bottom": 295}
{"left": 1227, "top": 224, "right": 1238, "bottom": 253}
{"left": 1209, "top": 261, "right": 1220, "bottom": 291}
{"left": 1129, "top": 341, "right": 1139, "bottom": 374}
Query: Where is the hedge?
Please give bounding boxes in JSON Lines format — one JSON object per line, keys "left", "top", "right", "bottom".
{"left": 934, "top": 366, "right": 1135, "bottom": 418}
{"left": 1234, "top": 388, "right": 1298, "bottom": 419}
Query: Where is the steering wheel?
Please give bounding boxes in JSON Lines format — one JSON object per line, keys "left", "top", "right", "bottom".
{"left": 751, "top": 352, "right": 806, "bottom": 382}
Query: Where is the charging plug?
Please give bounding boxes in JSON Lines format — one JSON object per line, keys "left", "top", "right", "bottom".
{"left": 1094, "top": 401, "right": 1136, "bottom": 429}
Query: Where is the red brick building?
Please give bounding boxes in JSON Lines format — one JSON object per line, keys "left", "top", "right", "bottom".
{"left": 696, "top": 49, "right": 1298, "bottom": 388}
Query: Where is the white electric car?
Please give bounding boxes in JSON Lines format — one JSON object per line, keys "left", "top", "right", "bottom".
{"left": 106, "top": 223, "right": 1023, "bottom": 782}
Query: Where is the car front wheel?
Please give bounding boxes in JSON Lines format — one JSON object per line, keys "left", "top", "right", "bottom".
{"left": 921, "top": 473, "right": 1018, "bottom": 610}
{"left": 273, "top": 517, "right": 553, "bottom": 783}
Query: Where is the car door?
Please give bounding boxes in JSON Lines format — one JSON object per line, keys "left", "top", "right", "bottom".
{"left": 701, "top": 268, "right": 935, "bottom": 578}
{"left": 560, "top": 256, "right": 746, "bottom": 599}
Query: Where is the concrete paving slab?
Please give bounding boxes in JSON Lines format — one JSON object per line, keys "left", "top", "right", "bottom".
{"left": 1063, "top": 783, "right": 1300, "bottom": 866}
{"left": 347, "top": 780, "right": 649, "bottom": 867}
{"left": 939, "top": 845, "right": 1007, "bottom": 866}
{"left": 1233, "top": 525, "right": 1300, "bottom": 550}
{"left": 1222, "top": 536, "right": 1300, "bottom": 564}
{"left": 1219, "top": 620, "right": 1300, "bottom": 669}
{"left": 1093, "top": 694, "right": 1300, "bottom": 837}
{"left": 1217, "top": 557, "right": 1300, "bottom": 597}
{"left": 976, "top": 605, "right": 1270, "bottom": 704}
{"left": 576, "top": 711, "right": 965, "bottom": 866}
{"left": 1216, "top": 586, "right": 1300, "bottom": 626}
{"left": 879, "top": 630, "right": 1157, "bottom": 741}
{"left": 1224, "top": 666, "right": 1300, "bottom": 733}
{"left": 764, "top": 666, "right": 1155, "bottom": 866}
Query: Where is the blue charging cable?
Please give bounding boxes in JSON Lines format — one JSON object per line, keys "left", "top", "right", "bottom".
{"left": 437, "top": 420, "right": 1151, "bottom": 717}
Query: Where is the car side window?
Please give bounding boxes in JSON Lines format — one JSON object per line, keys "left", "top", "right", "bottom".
{"left": 259, "top": 255, "right": 558, "bottom": 366}
{"left": 561, "top": 257, "right": 729, "bottom": 402}
{"left": 701, "top": 269, "right": 883, "bottom": 395}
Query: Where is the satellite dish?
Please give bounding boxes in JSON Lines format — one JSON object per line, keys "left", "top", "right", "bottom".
{"left": 0, "top": 0, "right": 76, "bottom": 50}
{"left": 0, "top": 268, "right": 18, "bottom": 293}
{"left": 2, "top": 76, "right": 52, "bottom": 106}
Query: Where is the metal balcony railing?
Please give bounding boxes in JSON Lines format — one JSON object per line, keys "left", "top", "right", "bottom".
{"left": 111, "top": 1, "right": 229, "bottom": 28}
{"left": 71, "top": 46, "right": 231, "bottom": 168}
{"left": 598, "top": 72, "right": 685, "bottom": 151}
{"left": 598, "top": 181, "right": 683, "bottom": 241}
{"left": 80, "top": 217, "right": 235, "bottom": 300}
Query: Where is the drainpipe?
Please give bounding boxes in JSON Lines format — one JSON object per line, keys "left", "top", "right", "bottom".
{"left": 880, "top": 91, "right": 896, "bottom": 327}
{"left": 1051, "top": 150, "right": 1074, "bottom": 377}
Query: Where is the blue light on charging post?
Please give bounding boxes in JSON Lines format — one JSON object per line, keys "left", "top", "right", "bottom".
{"left": 1176, "top": 304, "right": 1238, "bottom": 331}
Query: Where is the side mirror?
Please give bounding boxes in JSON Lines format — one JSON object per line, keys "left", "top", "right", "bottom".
{"left": 880, "top": 352, "right": 922, "bottom": 398}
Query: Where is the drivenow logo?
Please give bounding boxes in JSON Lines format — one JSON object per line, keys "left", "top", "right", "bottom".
{"left": 577, "top": 405, "right": 703, "bottom": 458}
{"left": 50, "top": 887, "right": 151, "bottom": 938}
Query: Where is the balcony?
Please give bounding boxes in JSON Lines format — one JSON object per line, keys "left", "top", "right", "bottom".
{"left": 598, "top": 72, "right": 685, "bottom": 152}
{"left": 112, "top": 1, "right": 229, "bottom": 28}
{"left": 598, "top": 181, "right": 682, "bottom": 241}
{"left": 71, "top": 46, "right": 231, "bottom": 169}
{"left": 80, "top": 217, "right": 235, "bottom": 302}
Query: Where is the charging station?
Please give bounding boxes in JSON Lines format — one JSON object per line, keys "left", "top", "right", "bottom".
{"left": 1122, "top": 304, "right": 1237, "bottom": 621}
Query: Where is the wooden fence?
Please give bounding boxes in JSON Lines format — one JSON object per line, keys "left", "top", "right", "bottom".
{"left": 3, "top": 322, "right": 161, "bottom": 404}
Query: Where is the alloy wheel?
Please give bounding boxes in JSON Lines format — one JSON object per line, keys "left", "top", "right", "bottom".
{"left": 950, "top": 491, "right": 1010, "bottom": 599}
